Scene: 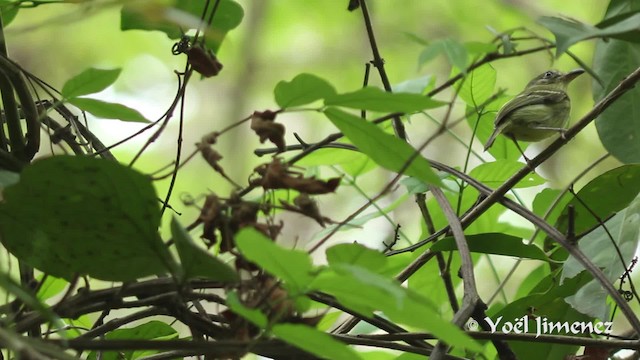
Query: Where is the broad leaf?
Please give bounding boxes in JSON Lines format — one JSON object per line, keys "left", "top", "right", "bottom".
{"left": 272, "top": 323, "right": 361, "bottom": 360}
{"left": 235, "top": 228, "right": 314, "bottom": 293}
{"left": 326, "top": 243, "right": 387, "bottom": 273}
{"left": 490, "top": 273, "right": 592, "bottom": 360}
{"left": 171, "top": 216, "right": 238, "bottom": 282}
{"left": 274, "top": 73, "right": 336, "bottom": 108}
{"left": 430, "top": 233, "right": 548, "bottom": 261}
{"left": 563, "top": 193, "right": 640, "bottom": 319}
{"left": 590, "top": 0, "right": 640, "bottom": 163}
{"left": 87, "top": 321, "right": 178, "bottom": 360}
{"left": 70, "top": 98, "right": 149, "bottom": 123}
{"left": 0, "top": 170, "right": 19, "bottom": 187}
{"left": 324, "top": 107, "right": 443, "bottom": 186}
{"left": 310, "top": 266, "right": 482, "bottom": 352}
{"left": 226, "top": 291, "right": 268, "bottom": 328}
{"left": 0, "top": 156, "right": 173, "bottom": 281}
{"left": 593, "top": 39, "right": 640, "bottom": 163}
{"left": 418, "top": 39, "right": 468, "bottom": 73}
{"left": 554, "top": 165, "right": 640, "bottom": 237}
{"left": 539, "top": 13, "right": 640, "bottom": 56}
{"left": 324, "top": 87, "right": 445, "bottom": 112}
{"left": 469, "top": 160, "right": 546, "bottom": 189}
{"left": 458, "top": 63, "right": 496, "bottom": 106}
{"left": 61, "top": 68, "right": 121, "bottom": 99}
{"left": 0, "top": 1, "right": 20, "bottom": 26}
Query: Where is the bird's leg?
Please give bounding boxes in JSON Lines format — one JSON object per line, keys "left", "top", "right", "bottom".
{"left": 510, "top": 137, "right": 531, "bottom": 163}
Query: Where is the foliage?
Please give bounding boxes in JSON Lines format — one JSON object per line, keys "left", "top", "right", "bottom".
{"left": 0, "top": 0, "right": 639, "bottom": 359}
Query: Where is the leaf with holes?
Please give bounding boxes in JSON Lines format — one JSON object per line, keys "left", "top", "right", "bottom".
{"left": 0, "top": 156, "right": 174, "bottom": 281}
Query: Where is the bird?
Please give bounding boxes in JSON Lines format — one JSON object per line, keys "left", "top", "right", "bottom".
{"left": 484, "top": 68, "right": 585, "bottom": 152}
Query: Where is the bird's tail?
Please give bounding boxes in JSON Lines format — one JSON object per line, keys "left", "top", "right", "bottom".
{"left": 483, "top": 129, "right": 500, "bottom": 151}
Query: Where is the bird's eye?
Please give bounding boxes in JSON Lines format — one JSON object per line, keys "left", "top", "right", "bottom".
{"left": 543, "top": 71, "right": 554, "bottom": 78}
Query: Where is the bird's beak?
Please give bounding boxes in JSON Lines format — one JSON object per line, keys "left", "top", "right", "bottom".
{"left": 562, "top": 69, "right": 585, "bottom": 83}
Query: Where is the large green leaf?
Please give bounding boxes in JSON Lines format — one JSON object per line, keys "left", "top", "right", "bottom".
{"left": 170, "top": 216, "right": 238, "bottom": 282}
{"left": 0, "top": 1, "right": 20, "bottom": 26}
{"left": 324, "top": 87, "right": 445, "bottom": 112}
{"left": 274, "top": 73, "right": 336, "bottom": 108}
{"left": 61, "top": 68, "right": 121, "bottom": 99}
{"left": 418, "top": 39, "right": 468, "bottom": 73}
{"left": 0, "top": 170, "right": 19, "bottom": 187}
{"left": 554, "top": 165, "right": 640, "bottom": 237}
{"left": 539, "top": 13, "right": 640, "bottom": 56}
{"left": 563, "top": 192, "right": 640, "bottom": 319}
{"left": 469, "top": 160, "right": 546, "bottom": 189}
{"left": 324, "top": 107, "right": 443, "bottom": 186}
{"left": 272, "top": 324, "right": 361, "bottom": 360}
{"left": 489, "top": 273, "right": 592, "bottom": 360}
{"left": 458, "top": 63, "right": 496, "bottom": 106}
{"left": 87, "top": 321, "right": 178, "bottom": 360}
{"left": 235, "top": 228, "right": 314, "bottom": 293}
{"left": 69, "top": 98, "right": 149, "bottom": 123}
{"left": 310, "top": 265, "right": 482, "bottom": 352}
{"left": 592, "top": 1, "right": 640, "bottom": 163}
{"left": 430, "top": 233, "right": 548, "bottom": 261}
{"left": 326, "top": 243, "right": 387, "bottom": 273}
{"left": 0, "top": 156, "right": 173, "bottom": 281}
{"left": 226, "top": 291, "right": 268, "bottom": 328}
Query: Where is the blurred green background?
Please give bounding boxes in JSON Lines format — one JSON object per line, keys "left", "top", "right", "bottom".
{"left": 5, "top": 0, "right": 616, "bottom": 257}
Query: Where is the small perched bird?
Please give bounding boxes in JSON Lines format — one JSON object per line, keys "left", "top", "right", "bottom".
{"left": 484, "top": 69, "right": 585, "bottom": 151}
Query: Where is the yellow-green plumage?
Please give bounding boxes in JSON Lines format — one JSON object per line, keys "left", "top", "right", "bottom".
{"left": 484, "top": 69, "right": 584, "bottom": 151}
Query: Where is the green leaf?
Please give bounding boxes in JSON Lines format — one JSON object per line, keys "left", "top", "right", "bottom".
{"left": 272, "top": 323, "right": 361, "bottom": 360}
{"left": 539, "top": 14, "right": 640, "bottom": 56}
{"left": 226, "top": 291, "right": 268, "bottom": 328}
{"left": 310, "top": 266, "right": 482, "bottom": 352}
{"left": 69, "top": 98, "right": 149, "bottom": 123}
{"left": 324, "top": 107, "right": 443, "bottom": 186}
{"left": 469, "top": 160, "right": 546, "bottom": 189}
{"left": 170, "top": 216, "right": 238, "bottom": 282}
{"left": 235, "top": 227, "right": 314, "bottom": 293}
{"left": 36, "top": 276, "right": 67, "bottom": 301}
{"left": 531, "top": 188, "right": 572, "bottom": 244}
{"left": 458, "top": 64, "right": 496, "bottom": 106}
{"left": 0, "top": 1, "right": 20, "bottom": 26}
{"left": 430, "top": 233, "right": 548, "bottom": 261}
{"left": 593, "top": 39, "right": 640, "bottom": 163}
{"left": 596, "top": 10, "right": 640, "bottom": 42}
{"left": 324, "top": 87, "right": 445, "bottom": 113}
{"left": 274, "top": 73, "right": 336, "bottom": 108}
{"left": 61, "top": 68, "right": 121, "bottom": 99}
{"left": 0, "top": 156, "right": 173, "bottom": 281}
{"left": 326, "top": 243, "right": 387, "bottom": 273}
{"left": 418, "top": 39, "right": 468, "bottom": 72}
{"left": 490, "top": 273, "right": 592, "bottom": 360}
{"left": 441, "top": 39, "right": 468, "bottom": 73}
{"left": 391, "top": 75, "right": 433, "bottom": 94}
{"left": 121, "top": 0, "right": 243, "bottom": 53}
{"left": 554, "top": 165, "right": 640, "bottom": 237}
{"left": 0, "top": 170, "right": 19, "bottom": 187}
{"left": 464, "top": 41, "right": 498, "bottom": 56}
{"left": 563, "top": 192, "right": 640, "bottom": 319}
{"left": 87, "top": 321, "right": 177, "bottom": 360}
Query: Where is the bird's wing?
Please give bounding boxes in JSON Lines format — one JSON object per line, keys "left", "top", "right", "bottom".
{"left": 494, "top": 90, "right": 568, "bottom": 127}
